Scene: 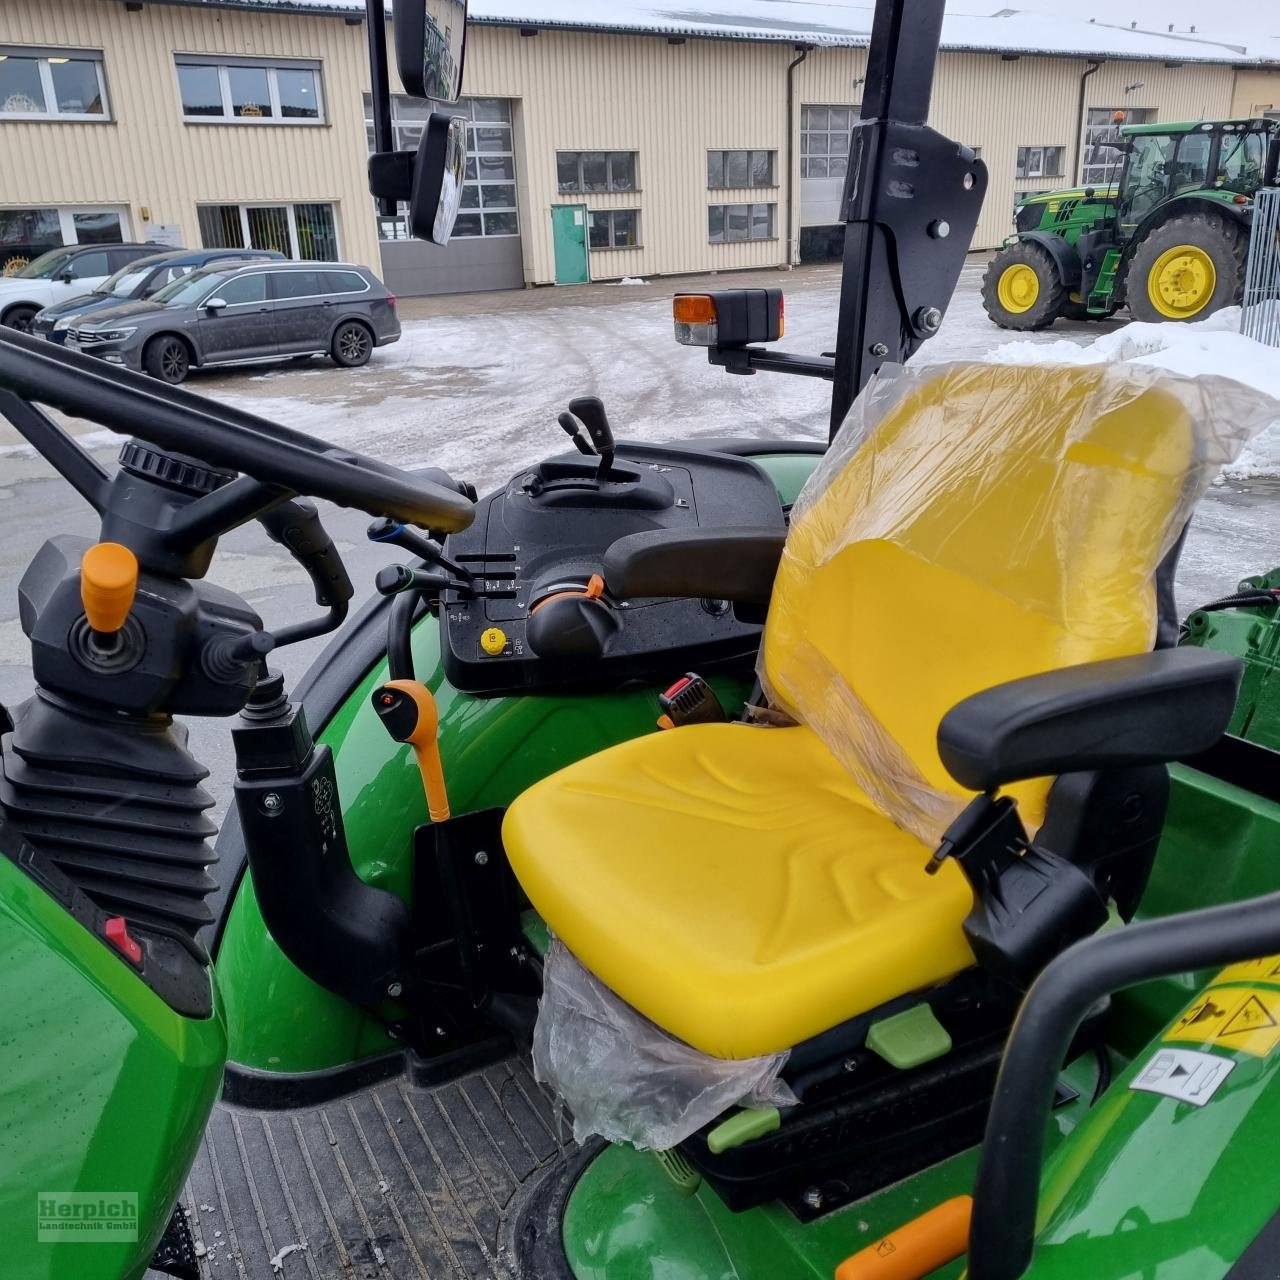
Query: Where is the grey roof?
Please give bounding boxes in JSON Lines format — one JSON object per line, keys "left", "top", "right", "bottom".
{"left": 150, "top": 0, "right": 1265, "bottom": 64}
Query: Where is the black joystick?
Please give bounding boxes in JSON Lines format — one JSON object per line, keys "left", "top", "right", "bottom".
{"left": 566, "top": 396, "right": 616, "bottom": 484}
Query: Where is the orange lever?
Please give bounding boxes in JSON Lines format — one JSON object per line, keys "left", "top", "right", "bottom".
{"left": 81, "top": 542, "right": 138, "bottom": 634}
{"left": 834, "top": 1196, "right": 972, "bottom": 1280}
{"left": 377, "top": 679, "right": 450, "bottom": 822}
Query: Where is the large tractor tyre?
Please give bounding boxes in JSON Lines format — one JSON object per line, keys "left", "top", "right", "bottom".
{"left": 1127, "top": 211, "right": 1247, "bottom": 323}
{"left": 981, "top": 243, "right": 1066, "bottom": 331}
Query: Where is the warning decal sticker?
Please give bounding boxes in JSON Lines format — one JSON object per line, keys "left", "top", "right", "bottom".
{"left": 1131, "top": 1048, "right": 1236, "bottom": 1106}
{"left": 1214, "top": 954, "right": 1280, "bottom": 986}
{"left": 1165, "top": 986, "right": 1280, "bottom": 1058}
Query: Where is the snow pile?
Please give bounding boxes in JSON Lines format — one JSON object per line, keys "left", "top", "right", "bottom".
{"left": 608, "top": 276, "right": 648, "bottom": 286}
{"left": 983, "top": 308, "right": 1280, "bottom": 481}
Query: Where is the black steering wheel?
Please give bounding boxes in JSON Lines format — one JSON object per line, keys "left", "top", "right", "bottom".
{"left": 0, "top": 326, "right": 475, "bottom": 534}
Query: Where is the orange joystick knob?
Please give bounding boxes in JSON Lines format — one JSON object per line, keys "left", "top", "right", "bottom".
{"left": 373, "top": 679, "right": 451, "bottom": 822}
{"left": 81, "top": 542, "right": 139, "bottom": 635}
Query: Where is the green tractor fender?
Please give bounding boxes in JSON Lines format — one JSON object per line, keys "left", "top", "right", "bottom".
{"left": 1017, "top": 230, "right": 1082, "bottom": 290}
{"left": 1122, "top": 190, "right": 1253, "bottom": 265}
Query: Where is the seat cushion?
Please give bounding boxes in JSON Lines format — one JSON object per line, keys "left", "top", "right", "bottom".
{"left": 503, "top": 723, "right": 975, "bottom": 1060}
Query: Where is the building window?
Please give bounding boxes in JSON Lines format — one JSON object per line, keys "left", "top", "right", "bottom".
{"left": 801, "top": 105, "right": 855, "bottom": 179}
{"left": 176, "top": 58, "right": 323, "bottom": 124}
{"left": 707, "top": 150, "right": 776, "bottom": 189}
{"left": 197, "top": 202, "right": 338, "bottom": 260}
{"left": 0, "top": 48, "right": 108, "bottom": 120}
{"left": 557, "top": 151, "right": 637, "bottom": 194}
{"left": 0, "top": 206, "right": 128, "bottom": 274}
{"left": 708, "top": 203, "right": 775, "bottom": 243}
{"left": 1081, "top": 107, "right": 1156, "bottom": 186}
{"left": 365, "top": 96, "right": 519, "bottom": 239}
{"left": 1015, "top": 146, "right": 1065, "bottom": 179}
{"left": 589, "top": 209, "right": 639, "bottom": 250}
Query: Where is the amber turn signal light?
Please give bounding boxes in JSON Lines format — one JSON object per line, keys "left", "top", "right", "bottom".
{"left": 673, "top": 294, "right": 718, "bottom": 325}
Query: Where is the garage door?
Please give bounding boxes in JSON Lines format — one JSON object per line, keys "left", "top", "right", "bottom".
{"left": 369, "top": 96, "right": 524, "bottom": 295}
{"left": 799, "top": 105, "right": 856, "bottom": 262}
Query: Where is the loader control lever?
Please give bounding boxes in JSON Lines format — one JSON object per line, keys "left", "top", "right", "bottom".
{"left": 372, "top": 679, "right": 451, "bottom": 822}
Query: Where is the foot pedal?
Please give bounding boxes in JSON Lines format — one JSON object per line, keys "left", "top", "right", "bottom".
{"left": 657, "top": 673, "right": 724, "bottom": 729}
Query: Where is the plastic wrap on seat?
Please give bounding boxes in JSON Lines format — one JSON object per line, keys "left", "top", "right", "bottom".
{"left": 532, "top": 940, "right": 796, "bottom": 1150}
{"left": 761, "top": 360, "right": 1277, "bottom": 847}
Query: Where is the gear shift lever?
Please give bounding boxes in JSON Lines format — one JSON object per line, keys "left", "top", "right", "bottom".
{"left": 567, "top": 396, "right": 616, "bottom": 483}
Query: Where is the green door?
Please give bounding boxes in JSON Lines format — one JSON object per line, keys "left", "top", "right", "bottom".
{"left": 551, "top": 204, "right": 589, "bottom": 284}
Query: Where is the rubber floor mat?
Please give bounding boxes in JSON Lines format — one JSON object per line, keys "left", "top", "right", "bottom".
{"left": 183, "top": 1056, "right": 575, "bottom": 1279}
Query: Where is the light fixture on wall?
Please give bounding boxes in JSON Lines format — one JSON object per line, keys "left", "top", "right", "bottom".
{"left": 1124, "top": 81, "right": 1145, "bottom": 94}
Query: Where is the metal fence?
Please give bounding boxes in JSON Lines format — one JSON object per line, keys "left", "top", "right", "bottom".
{"left": 1241, "top": 187, "right": 1280, "bottom": 347}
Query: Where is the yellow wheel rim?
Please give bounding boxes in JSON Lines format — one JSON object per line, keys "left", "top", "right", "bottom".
{"left": 996, "top": 263, "right": 1040, "bottom": 314}
{"left": 1147, "top": 244, "right": 1216, "bottom": 319}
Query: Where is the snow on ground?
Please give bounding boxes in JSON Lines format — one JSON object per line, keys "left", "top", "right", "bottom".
{"left": 983, "top": 307, "right": 1280, "bottom": 482}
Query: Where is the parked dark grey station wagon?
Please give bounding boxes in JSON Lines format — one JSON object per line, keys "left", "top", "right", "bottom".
{"left": 64, "top": 260, "right": 401, "bottom": 383}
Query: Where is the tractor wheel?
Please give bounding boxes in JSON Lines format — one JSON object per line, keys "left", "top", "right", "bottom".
{"left": 981, "top": 243, "right": 1065, "bottom": 330}
{"left": 1127, "top": 211, "right": 1246, "bottom": 323}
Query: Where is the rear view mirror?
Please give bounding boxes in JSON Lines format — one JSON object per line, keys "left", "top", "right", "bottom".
{"left": 205, "top": 297, "right": 228, "bottom": 312}
{"left": 394, "top": 0, "right": 466, "bottom": 103}
{"left": 368, "top": 112, "right": 468, "bottom": 246}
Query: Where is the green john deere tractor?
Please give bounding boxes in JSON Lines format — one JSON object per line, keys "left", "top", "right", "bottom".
{"left": 4, "top": 3, "right": 1280, "bottom": 1280}
{"left": 983, "top": 116, "right": 1278, "bottom": 330}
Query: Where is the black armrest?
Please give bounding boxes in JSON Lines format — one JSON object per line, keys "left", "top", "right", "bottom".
{"left": 602, "top": 527, "right": 787, "bottom": 603}
{"left": 938, "top": 648, "right": 1243, "bottom": 792}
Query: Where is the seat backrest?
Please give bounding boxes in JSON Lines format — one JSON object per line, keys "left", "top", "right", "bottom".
{"left": 761, "top": 361, "right": 1257, "bottom": 844}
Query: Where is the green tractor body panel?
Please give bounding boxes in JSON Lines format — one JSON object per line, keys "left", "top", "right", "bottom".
{"left": 215, "top": 451, "right": 815, "bottom": 1074}
{"left": 1026, "top": 971, "right": 1280, "bottom": 1280}
{"left": 0, "top": 854, "right": 225, "bottom": 1280}
{"left": 1183, "top": 570, "right": 1280, "bottom": 750}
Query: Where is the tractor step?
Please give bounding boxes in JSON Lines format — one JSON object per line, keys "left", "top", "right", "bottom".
{"left": 1087, "top": 247, "right": 1122, "bottom": 312}
{"left": 178, "top": 1056, "right": 575, "bottom": 1279}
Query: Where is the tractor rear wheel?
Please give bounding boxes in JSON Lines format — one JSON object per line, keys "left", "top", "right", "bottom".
{"left": 1127, "top": 211, "right": 1246, "bottom": 323}
{"left": 981, "top": 242, "right": 1066, "bottom": 330}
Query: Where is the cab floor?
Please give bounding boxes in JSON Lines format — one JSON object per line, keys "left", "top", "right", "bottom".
{"left": 184, "top": 1055, "right": 574, "bottom": 1279}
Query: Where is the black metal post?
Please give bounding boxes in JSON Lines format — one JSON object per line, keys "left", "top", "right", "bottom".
{"left": 829, "top": 0, "right": 947, "bottom": 434}
{"left": 366, "top": 0, "right": 397, "bottom": 218}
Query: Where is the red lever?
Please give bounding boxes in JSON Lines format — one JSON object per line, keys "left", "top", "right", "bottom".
{"left": 104, "top": 916, "right": 143, "bottom": 966}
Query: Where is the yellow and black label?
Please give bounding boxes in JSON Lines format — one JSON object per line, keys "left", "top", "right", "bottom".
{"left": 1166, "top": 984, "right": 1280, "bottom": 1059}
{"left": 1213, "top": 954, "right": 1280, "bottom": 987}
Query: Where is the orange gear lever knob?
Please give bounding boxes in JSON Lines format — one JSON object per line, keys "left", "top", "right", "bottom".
{"left": 374, "top": 678, "right": 451, "bottom": 822}
{"left": 80, "top": 542, "right": 139, "bottom": 635}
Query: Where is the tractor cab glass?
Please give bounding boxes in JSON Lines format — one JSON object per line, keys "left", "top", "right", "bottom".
{"left": 1122, "top": 134, "right": 1176, "bottom": 226}
{"left": 1219, "top": 129, "right": 1266, "bottom": 193}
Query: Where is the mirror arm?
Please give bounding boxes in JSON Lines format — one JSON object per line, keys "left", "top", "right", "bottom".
{"left": 365, "top": 0, "right": 398, "bottom": 217}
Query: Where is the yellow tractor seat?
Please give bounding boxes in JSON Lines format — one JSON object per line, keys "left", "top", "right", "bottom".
{"left": 506, "top": 719, "right": 974, "bottom": 1059}
{"left": 503, "top": 362, "right": 1241, "bottom": 1064}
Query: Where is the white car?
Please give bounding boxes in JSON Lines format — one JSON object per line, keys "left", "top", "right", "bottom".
{"left": 0, "top": 243, "right": 160, "bottom": 332}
